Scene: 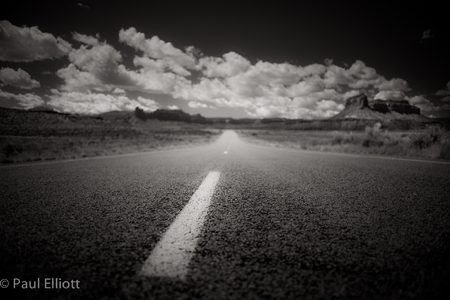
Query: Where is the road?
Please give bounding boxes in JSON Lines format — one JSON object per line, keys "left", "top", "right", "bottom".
{"left": 1, "top": 130, "right": 450, "bottom": 299}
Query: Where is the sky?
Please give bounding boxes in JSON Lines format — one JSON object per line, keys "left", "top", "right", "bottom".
{"left": 1, "top": 0, "right": 449, "bottom": 119}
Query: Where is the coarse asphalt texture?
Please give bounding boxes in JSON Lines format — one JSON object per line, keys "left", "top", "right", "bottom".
{"left": 1, "top": 130, "right": 450, "bottom": 300}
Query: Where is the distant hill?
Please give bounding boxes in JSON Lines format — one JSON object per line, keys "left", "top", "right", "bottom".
{"left": 97, "top": 110, "right": 133, "bottom": 119}
{"left": 331, "top": 94, "right": 429, "bottom": 121}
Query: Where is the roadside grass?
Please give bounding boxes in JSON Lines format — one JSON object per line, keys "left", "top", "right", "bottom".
{"left": 238, "top": 124, "right": 450, "bottom": 160}
{"left": 0, "top": 120, "right": 222, "bottom": 164}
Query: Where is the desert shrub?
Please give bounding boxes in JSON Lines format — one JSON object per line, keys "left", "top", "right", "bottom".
{"left": 362, "top": 138, "right": 383, "bottom": 147}
{"left": 2, "top": 139, "right": 24, "bottom": 157}
{"left": 331, "top": 133, "right": 343, "bottom": 145}
{"left": 362, "top": 124, "right": 384, "bottom": 147}
{"left": 343, "top": 134, "right": 357, "bottom": 144}
{"left": 410, "top": 125, "right": 446, "bottom": 149}
{"left": 23, "top": 141, "right": 42, "bottom": 155}
{"left": 2, "top": 142, "right": 15, "bottom": 157}
{"left": 439, "top": 133, "right": 450, "bottom": 159}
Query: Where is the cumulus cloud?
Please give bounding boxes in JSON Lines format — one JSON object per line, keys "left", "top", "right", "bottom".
{"left": 435, "top": 81, "right": 450, "bottom": 97}
{"left": 72, "top": 32, "right": 99, "bottom": 46}
{"left": 408, "top": 95, "right": 440, "bottom": 112}
{"left": 377, "top": 77, "right": 410, "bottom": 91}
{"left": 57, "top": 39, "right": 138, "bottom": 92}
{"left": 167, "top": 105, "right": 179, "bottom": 110}
{"left": 57, "top": 64, "right": 105, "bottom": 92}
{"left": 68, "top": 43, "right": 133, "bottom": 85}
{"left": 374, "top": 91, "right": 407, "bottom": 100}
{"left": 188, "top": 101, "right": 209, "bottom": 108}
{"left": 0, "top": 20, "right": 71, "bottom": 62}
{"left": 433, "top": 81, "right": 450, "bottom": 104}
{"left": 323, "top": 65, "right": 354, "bottom": 87}
{"left": 112, "top": 88, "right": 126, "bottom": 94}
{"left": 15, "top": 24, "right": 417, "bottom": 119}
{"left": 119, "top": 27, "right": 196, "bottom": 75}
{"left": 48, "top": 91, "right": 159, "bottom": 114}
{"left": 0, "top": 89, "right": 44, "bottom": 109}
{"left": 323, "top": 60, "right": 387, "bottom": 90}
{"left": 57, "top": 34, "right": 188, "bottom": 95}
{"left": 172, "top": 54, "right": 414, "bottom": 118}
{"left": 198, "top": 52, "right": 251, "bottom": 77}
{"left": 0, "top": 67, "right": 40, "bottom": 89}
{"left": 348, "top": 60, "right": 379, "bottom": 80}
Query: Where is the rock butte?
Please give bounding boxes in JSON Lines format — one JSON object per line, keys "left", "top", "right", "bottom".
{"left": 331, "top": 94, "right": 428, "bottom": 121}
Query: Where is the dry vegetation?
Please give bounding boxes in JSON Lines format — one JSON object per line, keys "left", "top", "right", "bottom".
{"left": 0, "top": 112, "right": 222, "bottom": 164}
{"left": 238, "top": 123, "right": 450, "bottom": 160}
{"left": 2, "top": 108, "right": 449, "bottom": 163}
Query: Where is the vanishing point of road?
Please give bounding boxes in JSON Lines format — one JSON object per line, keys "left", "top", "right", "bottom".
{"left": 1, "top": 130, "right": 449, "bottom": 299}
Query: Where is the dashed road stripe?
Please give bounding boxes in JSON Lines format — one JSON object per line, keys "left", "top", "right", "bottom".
{"left": 140, "top": 171, "right": 221, "bottom": 280}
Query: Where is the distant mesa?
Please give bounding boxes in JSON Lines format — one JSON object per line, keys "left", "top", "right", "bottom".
{"left": 344, "top": 93, "right": 369, "bottom": 109}
{"left": 331, "top": 94, "right": 426, "bottom": 121}
{"left": 135, "top": 108, "right": 212, "bottom": 124}
{"left": 28, "top": 106, "right": 58, "bottom": 113}
{"left": 149, "top": 109, "right": 192, "bottom": 122}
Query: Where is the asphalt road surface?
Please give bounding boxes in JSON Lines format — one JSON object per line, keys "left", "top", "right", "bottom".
{"left": 1, "top": 130, "right": 450, "bottom": 300}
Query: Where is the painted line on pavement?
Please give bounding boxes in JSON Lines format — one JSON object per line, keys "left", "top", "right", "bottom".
{"left": 140, "top": 171, "right": 221, "bottom": 280}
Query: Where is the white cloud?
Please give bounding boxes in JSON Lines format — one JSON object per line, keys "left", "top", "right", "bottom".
{"left": 323, "top": 65, "right": 354, "bottom": 87}
{"left": 119, "top": 27, "right": 196, "bottom": 75}
{"left": 173, "top": 77, "right": 234, "bottom": 103}
{"left": 12, "top": 25, "right": 415, "bottom": 119}
{"left": 188, "top": 101, "right": 208, "bottom": 108}
{"left": 69, "top": 43, "right": 128, "bottom": 83}
{"left": 136, "top": 96, "right": 160, "bottom": 111}
{"left": 128, "top": 67, "right": 191, "bottom": 94}
{"left": 57, "top": 40, "right": 138, "bottom": 92}
{"left": 408, "top": 95, "right": 440, "bottom": 112}
{"left": 198, "top": 52, "right": 251, "bottom": 77}
{"left": 285, "top": 78, "right": 325, "bottom": 97}
{"left": 47, "top": 91, "right": 159, "bottom": 114}
{"left": 408, "top": 95, "right": 428, "bottom": 105}
{"left": 0, "top": 89, "right": 44, "bottom": 109}
{"left": 435, "top": 81, "right": 450, "bottom": 98}
{"left": 0, "top": 67, "right": 40, "bottom": 89}
{"left": 348, "top": 60, "right": 379, "bottom": 80}
{"left": 112, "top": 88, "right": 126, "bottom": 94}
{"left": 377, "top": 77, "right": 410, "bottom": 91}
{"left": 132, "top": 55, "right": 190, "bottom": 76}
{"left": 167, "top": 105, "right": 179, "bottom": 110}
{"left": 72, "top": 32, "right": 99, "bottom": 46}
{"left": 174, "top": 59, "right": 403, "bottom": 119}
{"left": 374, "top": 91, "right": 407, "bottom": 100}
{"left": 57, "top": 64, "right": 106, "bottom": 92}
{"left": 0, "top": 20, "right": 71, "bottom": 62}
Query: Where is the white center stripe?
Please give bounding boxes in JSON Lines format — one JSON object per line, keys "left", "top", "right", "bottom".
{"left": 140, "top": 171, "right": 221, "bottom": 280}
